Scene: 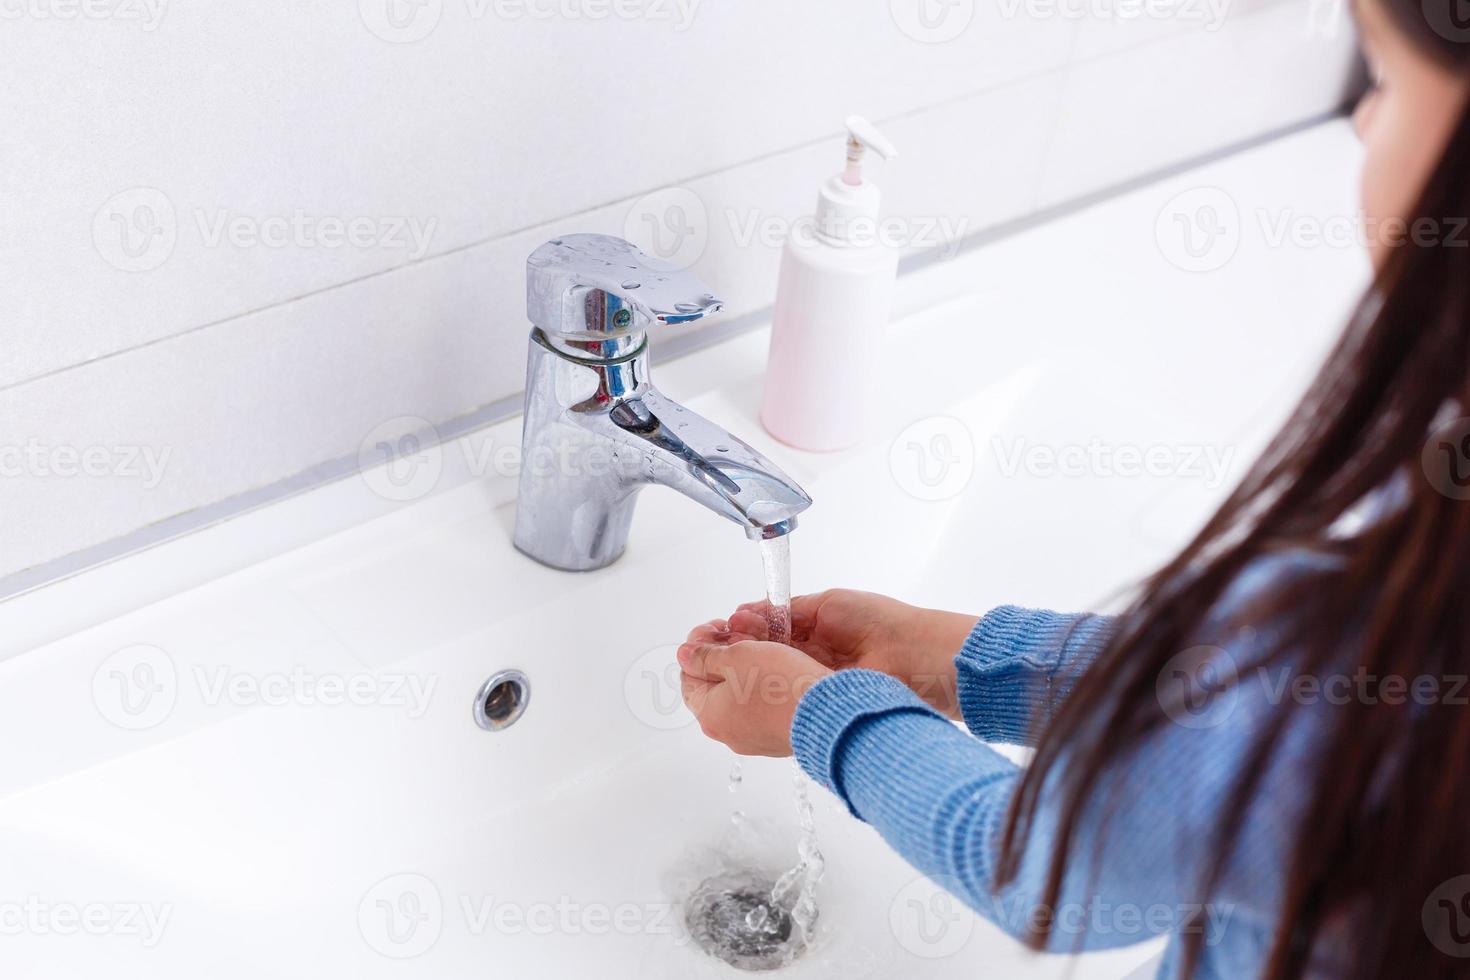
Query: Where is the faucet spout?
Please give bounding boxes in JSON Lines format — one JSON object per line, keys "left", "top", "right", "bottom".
{"left": 512, "top": 234, "right": 813, "bottom": 571}
{"left": 603, "top": 389, "right": 811, "bottom": 540}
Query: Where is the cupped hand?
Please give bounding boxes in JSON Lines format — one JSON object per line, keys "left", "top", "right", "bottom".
{"left": 677, "top": 619, "right": 832, "bottom": 757}
{"left": 725, "top": 589, "right": 977, "bottom": 718}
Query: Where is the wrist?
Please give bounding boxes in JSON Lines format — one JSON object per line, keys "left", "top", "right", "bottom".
{"left": 901, "top": 607, "right": 979, "bottom": 719}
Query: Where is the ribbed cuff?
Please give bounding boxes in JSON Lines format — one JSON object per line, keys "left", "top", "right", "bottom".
{"left": 791, "top": 669, "right": 939, "bottom": 815}
{"left": 956, "top": 606, "right": 1113, "bottom": 745}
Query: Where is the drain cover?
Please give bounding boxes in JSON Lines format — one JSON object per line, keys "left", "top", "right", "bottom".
{"left": 684, "top": 871, "right": 813, "bottom": 972}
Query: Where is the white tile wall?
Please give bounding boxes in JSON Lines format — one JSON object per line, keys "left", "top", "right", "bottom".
{"left": 1, "top": 0, "right": 1360, "bottom": 582}
{"left": 1038, "top": 0, "right": 1360, "bottom": 206}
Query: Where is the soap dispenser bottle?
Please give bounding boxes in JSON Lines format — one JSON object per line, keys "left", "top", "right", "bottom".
{"left": 761, "top": 115, "right": 899, "bottom": 452}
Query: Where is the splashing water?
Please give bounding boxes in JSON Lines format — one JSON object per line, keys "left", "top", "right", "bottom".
{"left": 686, "top": 766, "right": 825, "bottom": 971}
{"left": 770, "top": 764, "right": 825, "bottom": 941}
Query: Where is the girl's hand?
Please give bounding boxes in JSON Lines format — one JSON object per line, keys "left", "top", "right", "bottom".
{"left": 677, "top": 620, "right": 832, "bottom": 757}
{"left": 725, "top": 590, "right": 978, "bottom": 719}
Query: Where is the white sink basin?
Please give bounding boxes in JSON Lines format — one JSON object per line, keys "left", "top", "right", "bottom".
{"left": 0, "top": 121, "right": 1366, "bottom": 979}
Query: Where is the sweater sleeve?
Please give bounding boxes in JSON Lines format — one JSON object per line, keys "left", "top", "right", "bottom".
{"left": 790, "top": 667, "right": 1267, "bottom": 954}
{"left": 955, "top": 606, "right": 1115, "bottom": 746}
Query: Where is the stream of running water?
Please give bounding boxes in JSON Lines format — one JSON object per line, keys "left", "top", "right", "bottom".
{"left": 685, "top": 532, "right": 824, "bottom": 971}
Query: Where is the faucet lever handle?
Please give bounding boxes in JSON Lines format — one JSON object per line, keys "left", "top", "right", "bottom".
{"left": 526, "top": 234, "right": 722, "bottom": 344}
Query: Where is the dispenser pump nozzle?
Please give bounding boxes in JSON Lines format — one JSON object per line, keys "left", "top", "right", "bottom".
{"left": 813, "top": 115, "right": 899, "bottom": 245}
{"left": 841, "top": 115, "right": 899, "bottom": 186}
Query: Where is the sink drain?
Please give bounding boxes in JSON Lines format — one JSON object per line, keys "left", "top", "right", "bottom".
{"left": 473, "top": 669, "right": 529, "bottom": 731}
{"left": 684, "top": 871, "right": 813, "bottom": 972}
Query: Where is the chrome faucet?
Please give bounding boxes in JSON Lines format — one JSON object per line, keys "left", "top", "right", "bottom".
{"left": 512, "top": 234, "right": 812, "bottom": 571}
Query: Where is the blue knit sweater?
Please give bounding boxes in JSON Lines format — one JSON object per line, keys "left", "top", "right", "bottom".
{"left": 789, "top": 560, "right": 1339, "bottom": 978}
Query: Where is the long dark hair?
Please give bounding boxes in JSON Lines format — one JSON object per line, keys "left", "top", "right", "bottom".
{"left": 997, "top": 6, "right": 1470, "bottom": 978}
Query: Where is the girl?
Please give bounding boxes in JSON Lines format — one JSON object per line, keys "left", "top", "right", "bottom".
{"left": 677, "top": 2, "right": 1470, "bottom": 976}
